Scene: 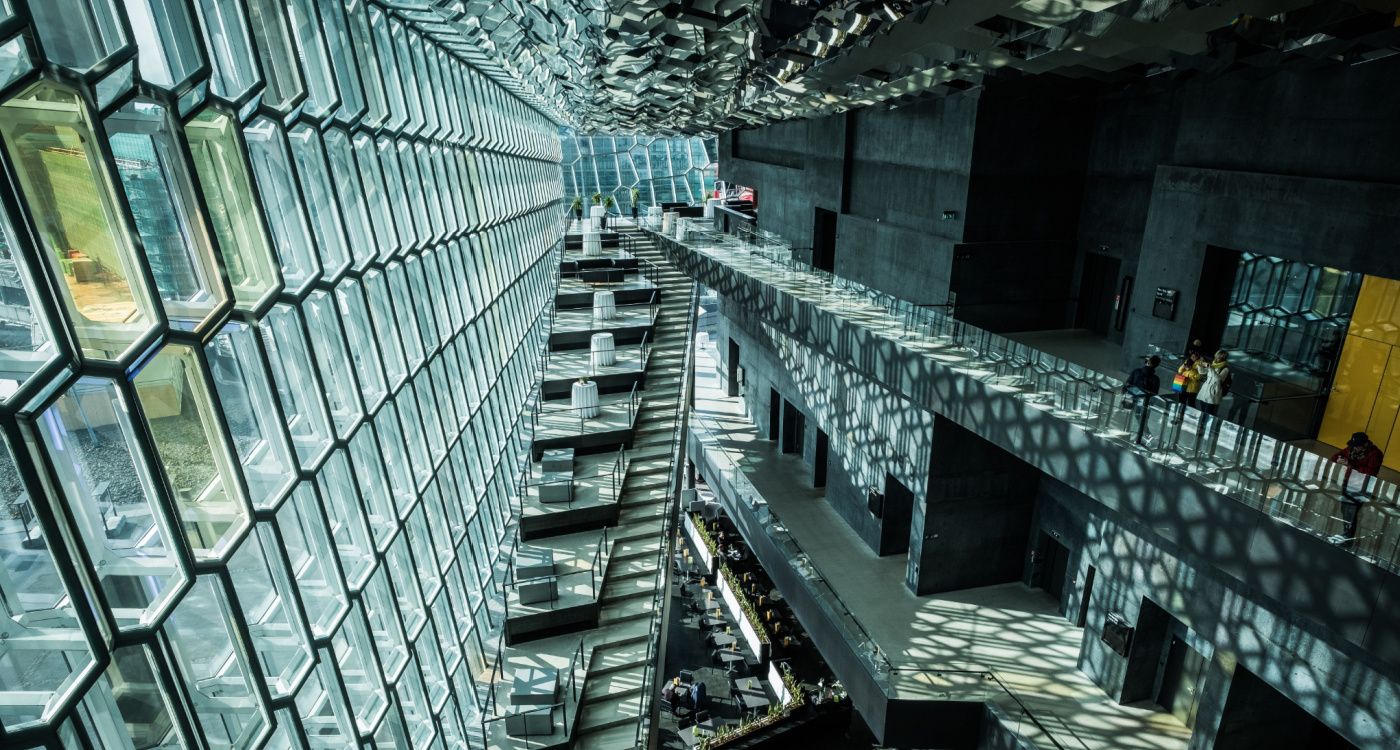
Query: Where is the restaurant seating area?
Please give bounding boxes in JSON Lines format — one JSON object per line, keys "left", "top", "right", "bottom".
{"left": 656, "top": 501, "right": 857, "bottom": 749}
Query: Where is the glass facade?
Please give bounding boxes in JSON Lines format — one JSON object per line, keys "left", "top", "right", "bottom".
{"left": 0, "top": 2, "right": 562, "bottom": 748}
{"left": 561, "top": 131, "right": 717, "bottom": 214}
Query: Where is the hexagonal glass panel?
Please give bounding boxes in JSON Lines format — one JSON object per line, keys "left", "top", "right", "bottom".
{"left": 342, "top": 1, "right": 385, "bottom": 125}
{"left": 359, "top": 566, "right": 407, "bottom": 683}
{"left": 0, "top": 435, "right": 99, "bottom": 734}
{"left": 261, "top": 304, "right": 332, "bottom": 469}
{"left": 228, "top": 522, "right": 314, "bottom": 700}
{"left": 286, "top": 124, "right": 350, "bottom": 280}
{"left": 362, "top": 269, "right": 406, "bottom": 389}
{"left": 120, "top": 0, "right": 205, "bottom": 91}
{"left": 164, "top": 575, "right": 271, "bottom": 748}
{"left": 316, "top": 449, "right": 374, "bottom": 592}
{"left": 0, "top": 200, "right": 61, "bottom": 404}
{"left": 37, "top": 377, "right": 188, "bottom": 632}
{"left": 106, "top": 98, "right": 227, "bottom": 332}
{"left": 133, "top": 343, "right": 251, "bottom": 563}
{"left": 192, "top": 0, "right": 261, "bottom": 104}
{"left": 29, "top": 0, "right": 128, "bottom": 74}
{"left": 245, "top": 0, "right": 306, "bottom": 115}
{"left": 331, "top": 603, "right": 388, "bottom": 736}
{"left": 275, "top": 481, "right": 349, "bottom": 640}
{"left": 300, "top": 289, "right": 360, "bottom": 437}
{"left": 0, "top": 81, "right": 161, "bottom": 361}
{"left": 184, "top": 107, "right": 280, "bottom": 311}
{"left": 351, "top": 132, "right": 398, "bottom": 260}
{"left": 0, "top": 35, "right": 33, "bottom": 93}
{"left": 334, "top": 278, "right": 385, "bottom": 409}
{"left": 244, "top": 117, "right": 319, "bottom": 294}
{"left": 205, "top": 322, "right": 296, "bottom": 511}
{"left": 321, "top": 127, "right": 375, "bottom": 270}
{"left": 73, "top": 644, "right": 188, "bottom": 748}
{"left": 294, "top": 651, "right": 358, "bottom": 747}
{"left": 285, "top": 0, "right": 338, "bottom": 120}
{"left": 319, "top": 0, "right": 365, "bottom": 125}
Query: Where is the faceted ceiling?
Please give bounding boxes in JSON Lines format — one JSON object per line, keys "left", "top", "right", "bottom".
{"left": 412, "top": 1, "right": 1400, "bottom": 135}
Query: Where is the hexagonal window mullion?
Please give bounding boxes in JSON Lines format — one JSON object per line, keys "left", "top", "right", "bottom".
{"left": 132, "top": 343, "right": 254, "bottom": 565}
{"left": 161, "top": 574, "right": 272, "bottom": 748}
{"left": 34, "top": 376, "right": 192, "bottom": 634}
{"left": 104, "top": 97, "right": 231, "bottom": 334}
{"left": 274, "top": 481, "right": 350, "bottom": 640}
{"left": 190, "top": 0, "right": 264, "bottom": 112}
{"left": 286, "top": 123, "right": 350, "bottom": 282}
{"left": 243, "top": 116, "right": 321, "bottom": 298}
{"left": 0, "top": 81, "right": 164, "bottom": 363}
{"left": 259, "top": 303, "right": 333, "bottom": 470}
{"left": 284, "top": 0, "right": 339, "bottom": 122}
{"left": 183, "top": 106, "right": 282, "bottom": 314}
{"left": 0, "top": 430, "right": 104, "bottom": 736}
{"left": 203, "top": 321, "right": 296, "bottom": 513}
{"left": 244, "top": 0, "right": 309, "bottom": 119}
{"left": 226, "top": 520, "right": 315, "bottom": 701}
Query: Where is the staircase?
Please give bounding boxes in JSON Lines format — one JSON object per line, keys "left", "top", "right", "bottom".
{"left": 571, "top": 225, "right": 697, "bottom": 748}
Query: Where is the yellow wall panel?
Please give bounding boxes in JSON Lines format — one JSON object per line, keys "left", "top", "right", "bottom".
{"left": 1349, "top": 275, "right": 1400, "bottom": 345}
{"left": 1366, "top": 351, "right": 1400, "bottom": 454}
{"left": 1319, "top": 334, "right": 1390, "bottom": 449}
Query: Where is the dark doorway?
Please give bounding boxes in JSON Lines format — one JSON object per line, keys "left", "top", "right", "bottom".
{"left": 879, "top": 472, "right": 914, "bottom": 557}
{"left": 813, "top": 429, "right": 829, "bottom": 488}
{"left": 1215, "top": 667, "right": 1359, "bottom": 750}
{"left": 1189, "top": 245, "right": 1242, "bottom": 351}
{"left": 780, "top": 399, "right": 804, "bottom": 456}
{"left": 813, "top": 207, "right": 838, "bottom": 272}
{"left": 768, "top": 388, "right": 780, "bottom": 441}
{"left": 1076, "top": 566, "right": 1096, "bottom": 628}
{"left": 726, "top": 338, "right": 740, "bottom": 397}
{"left": 1156, "top": 635, "right": 1207, "bottom": 730}
{"left": 1032, "top": 532, "right": 1071, "bottom": 604}
{"left": 1075, "top": 252, "right": 1121, "bottom": 336}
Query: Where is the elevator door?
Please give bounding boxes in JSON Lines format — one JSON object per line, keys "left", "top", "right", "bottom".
{"left": 1075, "top": 252, "right": 1120, "bottom": 336}
{"left": 1157, "top": 636, "right": 1207, "bottom": 730}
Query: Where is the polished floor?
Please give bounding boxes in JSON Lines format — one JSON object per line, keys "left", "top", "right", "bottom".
{"left": 690, "top": 344, "right": 1192, "bottom": 750}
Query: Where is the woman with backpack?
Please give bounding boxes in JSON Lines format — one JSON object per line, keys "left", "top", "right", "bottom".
{"left": 1196, "top": 350, "right": 1232, "bottom": 417}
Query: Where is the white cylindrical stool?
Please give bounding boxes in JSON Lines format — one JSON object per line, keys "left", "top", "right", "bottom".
{"left": 704, "top": 198, "right": 718, "bottom": 218}
{"left": 582, "top": 231, "right": 602, "bottom": 257}
{"left": 589, "top": 204, "right": 605, "bottom": 232}
{"left": 571, "top": 380, "right": 600, "bottom": 420}
{"left": 661, "top": 211, "right": 676, "bottom": 234}
{"left": 674, "top": 218, "right": 688, "bottom": 241}
{"left": 592, "top": 291, "right": 616, "bottom": 321}
{"left": 590, "top": 333, "right": 616, "bottom": 368}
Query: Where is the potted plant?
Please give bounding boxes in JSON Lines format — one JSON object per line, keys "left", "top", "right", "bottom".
{"left": 630, "top": 187, "right": 641, "bottom": 218}
{"left": 570, "top": 196, "right": 583, "bottom": 219}
{"left": 590, "top": 192, "right": 602, "bottom": 206}
{"left": 601, "top": 196, "right": 615, "bottom": 229}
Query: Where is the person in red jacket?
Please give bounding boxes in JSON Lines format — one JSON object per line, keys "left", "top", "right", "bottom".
{"left": 1332, "top": 432, "right": 1384, "bottom": 477}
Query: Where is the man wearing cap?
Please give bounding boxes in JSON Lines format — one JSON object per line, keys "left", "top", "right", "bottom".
{"left": 1331, "top": 432, "right": 1385, "bottom": 542}
{"left": 1331, "top": 432, "right": 1384, "bottom": 477}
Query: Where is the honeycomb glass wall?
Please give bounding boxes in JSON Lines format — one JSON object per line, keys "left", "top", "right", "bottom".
{"left": 0, "top": 0, "right": 563, "bottom": 746}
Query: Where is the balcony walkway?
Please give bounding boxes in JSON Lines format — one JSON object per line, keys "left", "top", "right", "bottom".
{"left": 689, "top": 337, "right": 1191, "bottom": 750}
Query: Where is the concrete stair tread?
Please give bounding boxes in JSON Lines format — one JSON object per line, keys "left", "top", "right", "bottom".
{"left": 605, "top": 557, "right": 659, "bottom": 581}
{"left": 600, "top": 597, "right": 657, "bottom": 627}
{"left": 574, "top": 722, "right": 639, "bottom": 750}
{"left": 601, "top": 574, "right": 662, "bottom": 603}
{"left": 575, "top": 694, "right": 645, "bottom": 738}
{"left": 580, "top": 667, "right": 647, "bottom": 703}
{"left": 609, "top": 537, "right": 663, "bottom": 561}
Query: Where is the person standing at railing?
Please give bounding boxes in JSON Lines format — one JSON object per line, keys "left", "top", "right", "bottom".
{"left": 1122, "top": 355, "right": 1161, "bottom": 445}
{"left": 1195, "top": 351, "right": 1232, "bottom": 441}
{"left": 1171, "top": 352, "right": 1204, "bottom": 422}
{"left": 1331, "top": 432, "right": 1384, "bottom": 541}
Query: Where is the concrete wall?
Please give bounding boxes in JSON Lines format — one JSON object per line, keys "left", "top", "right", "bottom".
{"left": 716, "top": 296, "right": 934, "bottom": 558}
{"left": 1033, "top": 476, "right": 1397, "bottom": 749}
